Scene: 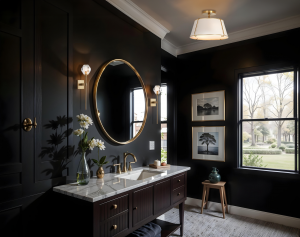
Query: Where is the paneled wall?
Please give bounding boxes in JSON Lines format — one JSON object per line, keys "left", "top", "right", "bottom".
{"left": 0, "top": 0, "right": 161, "bottom": 235}
{"left": 69, "top": 0, "right": 161, "bottom": 179}
{"left": 174, "top": 29, "right": 300, "bottom": 218}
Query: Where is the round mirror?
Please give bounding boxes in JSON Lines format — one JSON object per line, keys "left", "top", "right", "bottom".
{"left": 93, "top": 59, "right": 148, "bottom": 144}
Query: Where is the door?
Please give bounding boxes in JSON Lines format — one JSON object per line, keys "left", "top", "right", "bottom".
{"left": 0, "top": 0, "right": 73, "bottom": 236}
{"left": 132, "top": 185, "right": 154, "bottom": 226}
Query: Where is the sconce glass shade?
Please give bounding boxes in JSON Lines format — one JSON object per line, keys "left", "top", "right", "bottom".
{"left": 190, "top": 18, "right": 228, "bottom": 40}
{"left": 81, "top": 64, "right": 91, "bottom": 75}
{"left": 153, "top": 85, "right": 162, "bottom": 95}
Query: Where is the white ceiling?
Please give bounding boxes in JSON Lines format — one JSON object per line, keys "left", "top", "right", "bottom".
{"left": 131, "top": 0, "right": 300, "bottom": 46}
{"left": 107, "top": 0, "right": 300, "bottom": 56}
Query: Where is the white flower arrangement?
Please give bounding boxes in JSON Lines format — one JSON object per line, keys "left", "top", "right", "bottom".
{"left": 73, "top": 114, "right": 107, "bottom": 166}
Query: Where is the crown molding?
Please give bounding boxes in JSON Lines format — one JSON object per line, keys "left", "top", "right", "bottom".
{"left": 177, "top": 15, "right": 300, "bottom": 56}
{"left": 161, "top": 39, "right": 178, "bottom": 57}
{"left": 106, "top": 0, "right": 170, "bottom": 39}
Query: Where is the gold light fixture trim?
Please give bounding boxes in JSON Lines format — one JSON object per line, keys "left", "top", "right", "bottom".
{"left": 190, "top": 10, "right": 228, "bottom": 41}
{"left": 93, "top": 59, "right": 148, "bottom": 145}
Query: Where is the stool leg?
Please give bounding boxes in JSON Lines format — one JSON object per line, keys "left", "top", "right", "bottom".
{"left": 201, "top": 185, "right": 206, "bottom": 214}
{"left": 205, "top": 187, "right": 210, "bottom": 209}
{"left": 219, "top": 187, "right": 225, "bottom": 219}
{"left": 223, "top": 186, "right": 228, "bottom": 214}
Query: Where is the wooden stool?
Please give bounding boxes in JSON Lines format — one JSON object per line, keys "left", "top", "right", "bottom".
{"left": 201, "top": 180, "right": 228, "bottom": 219}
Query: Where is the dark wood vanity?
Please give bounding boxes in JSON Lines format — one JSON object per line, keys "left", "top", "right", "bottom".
{"left": 57, "top": 171, "right": 187, "bottom": 237}
{"left": 95, "top": 172, "right": 186, "bottom": 237}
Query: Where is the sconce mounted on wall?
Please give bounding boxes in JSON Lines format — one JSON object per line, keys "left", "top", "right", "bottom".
{"left": 79, "top": 64, "right": 91, "bottom": 110}
{"left": 150, "top": 85, "right": 162, "bottom": 124}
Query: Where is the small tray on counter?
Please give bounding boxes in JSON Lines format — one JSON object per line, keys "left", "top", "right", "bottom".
{"left": 149, "top": 164, "right": 170, "bottom": 169}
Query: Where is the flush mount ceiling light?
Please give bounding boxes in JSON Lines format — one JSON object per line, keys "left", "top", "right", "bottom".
{"left": 190, "top": 10, "right": 228, "bottom": 41}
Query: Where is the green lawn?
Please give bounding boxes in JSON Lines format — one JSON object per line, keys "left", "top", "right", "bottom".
{"left": 244, "top": 154, "right": 295, "bottom": 170}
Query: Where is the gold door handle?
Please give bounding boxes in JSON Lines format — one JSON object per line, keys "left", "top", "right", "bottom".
{"left": 23, "top": 117, "right": 37, "bottom": 132}
{"left": 112, "top": 225, "right": 117, "bottom": 230}
{"left": 113, "top": 204, "right": 117, "bottom": 209}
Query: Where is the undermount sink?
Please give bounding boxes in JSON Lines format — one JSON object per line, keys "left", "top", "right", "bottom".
{"left": 116, "top": 169, "right": 165, "bottom": 181}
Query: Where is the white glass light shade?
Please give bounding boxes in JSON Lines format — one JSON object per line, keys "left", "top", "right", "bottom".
{"left": 81, "top": 64, "right": 91, "bottom": 75}
{"left": 153, "top": 85, "right": 162, "bottom": 95}
{"left": 190, "top": 18, "right": 228, "bottom": 40}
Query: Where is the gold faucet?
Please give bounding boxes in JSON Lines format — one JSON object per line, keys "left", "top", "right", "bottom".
{"left": 122, "top": 152, "right": 137, "bottom": 172}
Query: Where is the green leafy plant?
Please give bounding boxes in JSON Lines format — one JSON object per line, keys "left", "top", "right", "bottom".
{"left": 278, "top": 145, "right": 286, "bottom": 151}
{"left": 270, "top": 143, "right": 277, "bottom": 148}
{"left": 161, "top": 148, "right": 167, "bottom": 163}
{"left": 266, "top": 138, "right": 276, "bottom": 144}
{"left": 243, "top": 149, "right": 282, "bottom": 154}
{"left": 92, "top": 155, "right": 108, "bottom": 167}
{"left": 243, "top": 153, "right": 267, "bottom": 168}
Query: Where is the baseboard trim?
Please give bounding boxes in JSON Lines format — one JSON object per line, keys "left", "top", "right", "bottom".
{"left": 185, "top": 197, "right": 300, "bottom": 229}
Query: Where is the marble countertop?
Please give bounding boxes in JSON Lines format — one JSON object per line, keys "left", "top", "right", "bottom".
{"left": 53, "top": 165, "right": 190, "bottom": 202}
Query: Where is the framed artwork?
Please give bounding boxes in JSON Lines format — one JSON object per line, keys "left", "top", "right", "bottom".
{"left": 191, "top": 90, "right": 225, "bottom": 121}
{"left": 192, "top": 126, "right": 225, "bottom": 162}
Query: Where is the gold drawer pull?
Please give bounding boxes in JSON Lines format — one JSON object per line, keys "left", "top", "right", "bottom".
{"left": 113, "top": 204, "right": 117, "bottom": 209}
{"left": 134, "top": 207, "right": 138, "bottom": 210}
{"left": 178, "top": 179, "right": 181, "bottom": 182}
{"left": 112, "top": 225, "right": 117, "bottom": 230}
{"left": 177, "top": 193, "right": 181, "bottom": 196}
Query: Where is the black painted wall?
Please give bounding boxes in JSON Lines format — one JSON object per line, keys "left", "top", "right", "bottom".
{"left": 173, "top": 29, "right": 300, "bottom": 218}
{"left": 70, "top": 0, "right": 161, "bottom": 179}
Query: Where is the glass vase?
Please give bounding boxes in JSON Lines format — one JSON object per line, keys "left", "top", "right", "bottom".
{"left": 77, "top": 152, "right": 90, "bottom": 185}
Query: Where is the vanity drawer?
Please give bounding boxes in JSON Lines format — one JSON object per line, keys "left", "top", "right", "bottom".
{"left": 99, "top": 211, "right": 129, "bottom": 237}
{"left": 98, "top": 194, "right": 129, "bottom": 222}
{"left": 172, "top": 185, "right": 185, "bottom": 204}
{"left": 172, "top": 173, "right": 185, "bottom": 190}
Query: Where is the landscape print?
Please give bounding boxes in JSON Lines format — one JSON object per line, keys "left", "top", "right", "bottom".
{"left": 197, "top": 97, "right": 219, "bottom": 116}
{"left": 198, "top": 132, "right": 219, "bottom": 155}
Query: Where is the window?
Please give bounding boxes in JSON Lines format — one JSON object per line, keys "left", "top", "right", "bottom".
{"left": 239, "top": 68, "right": 297, "bottom": 171}
{"left": 132, "top": 88, "right": 145, "bottom": 137}
{"left": 161, "top": 85, "right": 167, "bottom": 163}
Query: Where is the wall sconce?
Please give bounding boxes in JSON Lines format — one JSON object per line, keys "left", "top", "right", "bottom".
{"left": 151, "top": 85, "right": 162, "bottom": 124}
{"left": 80, "top": 64, "right": 91, "bottom": 110}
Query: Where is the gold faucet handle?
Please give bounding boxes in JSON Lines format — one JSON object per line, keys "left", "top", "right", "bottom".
{"left": 113, "top": 164, "right": 122, "bottom": 174}
{"left": 128, "top": 161, "right": 136, "bottom": 171}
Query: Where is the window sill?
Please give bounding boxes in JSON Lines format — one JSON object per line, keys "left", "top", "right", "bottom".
{"left": 235, "top": 167, "right": 299, "bottom": 175}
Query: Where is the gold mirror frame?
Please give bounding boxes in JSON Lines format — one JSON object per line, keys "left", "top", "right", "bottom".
{"left": 93, "top": 59, "right": 148, "bottom": 144}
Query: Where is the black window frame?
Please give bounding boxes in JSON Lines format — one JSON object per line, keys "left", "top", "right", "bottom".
{"left": 237, "top": 64, "right": 299, "bottom": 173}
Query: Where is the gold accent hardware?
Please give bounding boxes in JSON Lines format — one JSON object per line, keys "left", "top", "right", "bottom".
{"left": 112, "top": 225, "right": 117, "bottom": 230}
{"left": 23, "top": 117, "right": 37, "bottom": 132}
{"left": 134, "top": 207, "right": 138, "bottom": 210}
{"left": 113, "top": 204, "right": 117, "bottom": 209}
{"left": 150, "top": 98, "right": 157, "bottom": 107}
{"left": 177, "top": 193, "right": 181, "bottom": 196}
{"left": 202, "top": 10, "right": 216, "bottom": 16}
{"left": 128, "top": 161, "right": 135, "bottom": 171}
{"left": 178, "top": 180, "right": 181, "bottom": 182}
{"left": 93, "top": 59, "right": 148, "bottom": 145}
{"left": 123, "top": 152, "right": 137, "bottom": 173}
{"left": 77, "top": 80, "right": 84, "bottom": 89}
{"left": 113, "top": 164, "right": 122, "bottom": 174}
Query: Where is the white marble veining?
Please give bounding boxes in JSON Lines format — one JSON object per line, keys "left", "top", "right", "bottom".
{"left": 53, "top": 165, "right": 190, "bottom": 202}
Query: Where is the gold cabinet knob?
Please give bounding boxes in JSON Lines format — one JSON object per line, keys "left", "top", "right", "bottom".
{"left": 112, "top": 225, "right": 117, "bottom": 230}
{"left": 178, "top": 179, "right": 181, "bottom": 182}
{"left": 113, "top": 204, "right": 117, "bottom": 209}
{"left": 134, "top": 207, "right": 138, "bottom": 210}
{"left": 177, "top": 193, "right": 180, "bottom": 196}
{"left": 23, "top": 117, "right": 37, "bottom": 132}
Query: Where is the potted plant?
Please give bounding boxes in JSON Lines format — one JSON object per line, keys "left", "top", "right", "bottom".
{"left": 92, "top": 139, "right": 107, "bottom": 178}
